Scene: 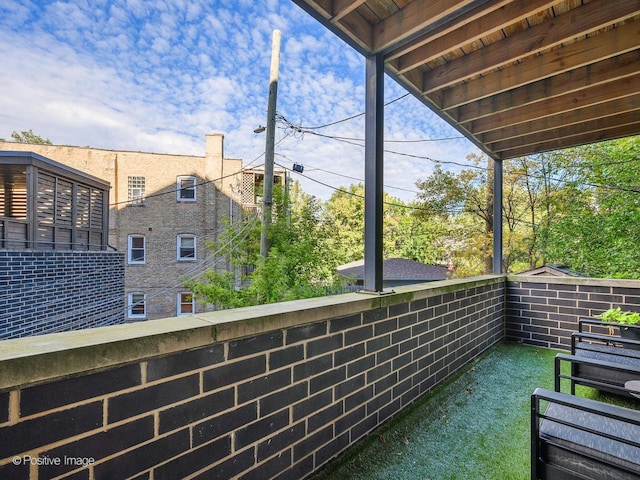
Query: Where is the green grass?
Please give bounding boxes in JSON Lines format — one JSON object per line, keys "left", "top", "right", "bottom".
{"left": 313, "top": 342, "right": 639, "bottom": 480}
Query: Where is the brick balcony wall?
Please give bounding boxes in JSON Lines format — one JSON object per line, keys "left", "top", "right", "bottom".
{"left": 0, "top": 276, "right": 503, "bottom": 480}
{"left": 505, "top": 275, "right": 640, "bottom": 350}
{"left": 0, "top": 251, "right": 125, "bottom": 339}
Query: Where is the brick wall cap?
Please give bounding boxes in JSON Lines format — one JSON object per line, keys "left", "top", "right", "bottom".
{"left": 0, "top": 275, "right": 503, "bottom": 390}
{"left": 507, "top": 275, "right": 640, "bottom": 289}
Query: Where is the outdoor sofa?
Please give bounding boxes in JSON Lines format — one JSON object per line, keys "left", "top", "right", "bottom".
{"left": 531, "top": 387, "right": 640, "bottom": 479}
{"left": 554, "top": 319, "right": 640, "bottom": 397}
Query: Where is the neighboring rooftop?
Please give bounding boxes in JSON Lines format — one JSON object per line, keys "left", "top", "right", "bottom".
{"left": 337, "top": 258, "right": 450, "bottom": 287}
{"left": 517, "top": 264, "right": 583, "bottom": 277}
{"left": 0, "top": 151, "right": 110, "bottom": 251}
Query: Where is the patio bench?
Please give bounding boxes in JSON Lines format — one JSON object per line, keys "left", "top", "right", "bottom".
{"left": 575, "top": 318, "right": 640, "bottom": 352}
{"left": 554, "top": 352, "right": 640, "bottom": 397}
{"left": 553, "top": 318, "right": 640, "bottom": 397}
{"left": 531, "top": 388, "right": 640, "bottom": 480}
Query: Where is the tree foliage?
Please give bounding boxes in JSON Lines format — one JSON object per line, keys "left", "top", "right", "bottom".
{"left": 414, "top": 156, "right": 494, "bottom": 275}
{"left": 188, "top": 136, "right": 640, "bottom": 310}
{"left": 542, "top": 137, "right": 640, "bottom": 278}
{"left": 323, "top": 183, "right": 448, "bottom": 266}
{"left": 186, "top": 181, "right": 344, "bottom": 309}
{"left": 1, "top": 129, "right": 52, "bottom": 144}
{"left": 412, "top": 136, "right": 639, "bottom": 278}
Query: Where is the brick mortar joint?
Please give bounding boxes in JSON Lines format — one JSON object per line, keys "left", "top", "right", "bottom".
{"left": 0, "top": 278, "right": 505, "bottom": 390}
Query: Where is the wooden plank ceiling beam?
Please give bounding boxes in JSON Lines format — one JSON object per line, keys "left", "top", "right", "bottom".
{"left": 421, "top": 0, "right": 640, "bottom": 94}
{"left": 390, "top": 0, "right": 554, "bottom": 75}
{"left": 500, "top": 122, "right": 640, "bottom": 159}
{"left": 469, "top": 73, "right": 640, "bottom": 135}
{"left": 440, "top": 19, "right": 640, "bottom": 110}
{"left": 482, "top": 93, "right": 640, "bottom": 145}
{"left": 293, "top": 0, "right": 640, "bottom": 159}
{"left": 454, "top": 50, "right": 640, "bottom": 124}
{"left": 490, "top": 110, "right": 640, "bottom": 154}
{"left": 331, "top": 0, "right": 368, "bottom": 23}
{"left": 371, "top": 0, "right": 477, "bottom": 53}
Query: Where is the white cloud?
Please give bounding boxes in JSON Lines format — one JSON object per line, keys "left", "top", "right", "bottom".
{"left": 0, "top": 0, "right": 480, "bottom": 201}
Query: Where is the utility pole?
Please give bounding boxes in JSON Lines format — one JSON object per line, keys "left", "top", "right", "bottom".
{"left": 260, "top": 29, "right": 281, "bottom": 258}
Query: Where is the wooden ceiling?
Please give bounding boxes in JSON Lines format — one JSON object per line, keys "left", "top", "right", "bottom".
{"left": 292, "top": 0, "right": 640, "bottom": 159}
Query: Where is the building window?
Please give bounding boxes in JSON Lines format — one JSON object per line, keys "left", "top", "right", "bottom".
{"left": 128, "top": 293, "right": 146, "bottom": 319}
{"left": 178, "top": 292, "right": 194, "bottom": 315}
{"left": 127, "top": 176, "right": 145, "bottom": 205}
{"left": 177, "top": 234, "right": 196, "bottom": 261}
{"left": 127, "top": 235, "right": 146, "bottom": 264}
{"left": 177, "top": 176, "right": 196, "bottom": 202}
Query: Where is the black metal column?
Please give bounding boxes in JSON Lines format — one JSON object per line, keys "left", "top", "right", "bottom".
{"left": 363, "top": 54, "right": 384, "bottom": 292}
{"left": 493, "top": 158, "right": 503, "bottom": 273}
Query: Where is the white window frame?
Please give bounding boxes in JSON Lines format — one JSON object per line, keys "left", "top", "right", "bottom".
{"left": 177, "top": 176, "right": 197, "bottom": 202}
{"left": 177, "top": 292, "right": 195, "bottom": 316}
{"left": 127, "top": 235, "right": 146, "bottom": 264}
{"left": 177, "top": 234, "right": 196, "bottom": 261}
{"left": 128, "top": 293, "right": 146, "bottom": 319}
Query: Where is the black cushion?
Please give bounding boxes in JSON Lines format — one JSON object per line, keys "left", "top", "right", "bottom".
{"left": 574, "top": 347, "right": 640, "bottom": 388}
{"left": 540, "top": 402, "right": 640, "bottom": 479}
{"left": 576, "top": 341, "right": 640, "bottom": 360}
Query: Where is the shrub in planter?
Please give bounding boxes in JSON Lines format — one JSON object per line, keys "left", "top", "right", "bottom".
{"left": 595, "top": 307, "right": 640, "bottom": 349}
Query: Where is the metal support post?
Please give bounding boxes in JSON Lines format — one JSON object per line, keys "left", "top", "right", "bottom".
{"left": 363, "top": 54, "right": 386, "bottom": 293}
{"left": 493, "top": 158, "right": 503, "bottom": 273}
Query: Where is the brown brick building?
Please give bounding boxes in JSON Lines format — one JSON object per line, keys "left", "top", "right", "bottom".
{"left": 0, "top": 134, "right": 259, "bottom": 320}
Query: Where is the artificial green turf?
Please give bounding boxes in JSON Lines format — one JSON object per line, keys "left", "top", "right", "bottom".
{"left": 313, "top": 341, "right": 639, "bottom": 480}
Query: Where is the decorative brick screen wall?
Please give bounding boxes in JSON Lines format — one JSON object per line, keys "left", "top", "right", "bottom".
{"left": 0, "top": 251, "right": 125, "bottom": 339}
{"left": 506, "top": 276, "right": 640, "bottom": 350}
{"left": 0, "top": 277, "right": 503, "bottom": 479}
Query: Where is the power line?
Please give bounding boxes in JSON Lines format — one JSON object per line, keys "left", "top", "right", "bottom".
{"left": 277, "top": 161, "right": 444, "bottom": 213}
{"left": 276, "top": 153, "right": 418, "bottom": 195}
{"left": 280, "top": 108, "right": 639, "bottom": 194}
{"left": 291, "top": 93, "right": 411, "bottom": 130}
{"left": 108, "top": 156, "right": 268, "bottom": 207}
{"left": 279, "top": 114, "right": 465, "bottom": 145}
{"left": 283, "top": 130, "right": 639, "bottom": 196}
{"left": 122, "top": 216, "right": 260, "bottom": 319}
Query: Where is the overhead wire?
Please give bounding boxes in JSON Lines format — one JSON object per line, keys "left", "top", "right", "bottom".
{"left": 0, "top": 216, "right": 251, "bottom": 304}
{"left": 279, "top": 124, "right": 640, "bottom": 195}
{"left": 276, "top": 152, "right": 418, "bottom": 195}
{"left": 278, "top": 101, "right": 639, "bottom": 195}
{"left": 277, "top": 159, "right": 615, "bottom": 229}
{"left": 277, "top": 160, "right": 466, "bottom": 214}
{"left": 297, "top": 93, "right": 411, "bottom": 130}
{"left": 123, "top": 216, "right": 260, "bottom": 316}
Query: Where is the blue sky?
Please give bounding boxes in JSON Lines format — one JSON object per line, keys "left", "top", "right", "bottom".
{"left": 0, "top": 0, "right": 480, "bottom": 201}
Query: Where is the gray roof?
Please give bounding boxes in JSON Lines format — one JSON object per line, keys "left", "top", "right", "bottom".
{"left": 517, "top": 264, "right": 583, "bottom": 277}
{"left": 337, "top": 258, "right": 450, "bottom": 281}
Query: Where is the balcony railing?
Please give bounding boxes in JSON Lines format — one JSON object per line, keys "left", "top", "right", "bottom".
{"left": 0, "top": 275, "right": 638, "bottom": 479}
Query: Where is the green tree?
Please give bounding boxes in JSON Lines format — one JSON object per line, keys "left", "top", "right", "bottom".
{"left": 1, "top": 129, "right": 52, "bottom": 144}
{"left": 543, "top": 137, "right": 640, "bottom": 278}
{"left": 414, "top": 157, "right": 494, "bottom": 275}
{"left": 323, "top": 183, "right": 449, "bottom": 266}
{"left": 323, "top": 183, "right": 365, "bottom": 264}
{"left": 501, "top": 154, "right": 563, "bottom": 273}
{"left": 384, "top": 201, "right": 449, "bottom": 265}
{"left": 187, "top": 181, "right": 343, "bottom": 309}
